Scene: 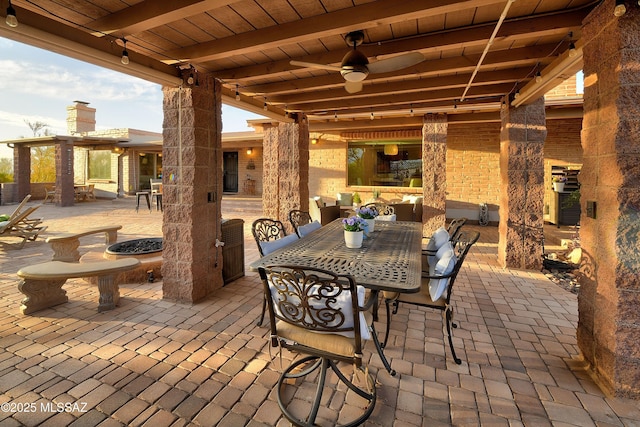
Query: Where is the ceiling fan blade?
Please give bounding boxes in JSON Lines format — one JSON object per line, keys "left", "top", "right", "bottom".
{"left": 345, "top": 80, "right": 363, "bottom": 93}
{"left": 367, "top": 52, "right": 425, "bottom": 74}
{"left": 290, "top": 60, "right": 342, "bottom": 72}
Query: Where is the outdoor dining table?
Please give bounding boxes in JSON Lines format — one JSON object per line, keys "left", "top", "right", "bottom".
{"left": 248, "top": 218, "right": 423, "bottom": 293}
{"left": 249, "top": 218, "right": 423, "bottom": 375}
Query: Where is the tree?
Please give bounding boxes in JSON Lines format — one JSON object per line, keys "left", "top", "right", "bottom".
{"left": 23, "top": 120, "right": 56, "bottom": 183}
{"left": 25, "top": 120, "right": 50, "bottom": 137}
{"left": 0, "top": 158, "right": 12, "bottom": 183}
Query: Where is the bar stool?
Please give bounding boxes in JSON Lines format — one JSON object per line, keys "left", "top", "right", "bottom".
{"left": 152, "top": 193, "right": 162, "bottom": 211}
{"left": 136, "top": 191, "right": 151, "bottom": 212}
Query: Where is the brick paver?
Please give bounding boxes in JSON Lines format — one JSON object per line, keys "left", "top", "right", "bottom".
{"left": 0, "top": 197, "right": 638, "bottom": 425}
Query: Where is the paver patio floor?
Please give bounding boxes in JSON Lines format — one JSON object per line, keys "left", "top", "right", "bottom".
{"left": 0, "top": 197, "right": 638, "bottom": 426}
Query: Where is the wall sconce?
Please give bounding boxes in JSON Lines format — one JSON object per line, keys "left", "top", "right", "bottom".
{"left": 311, "top": 138, "right": 318, "bottom": 145}
{"left": 384, "top": 144, "right": 398, "bottom": 156}
{"left": 246, "top": 147, "right": 253, "bottom": 155}
{"left": 614, "top": 0, "right": 626, "bottom": 16}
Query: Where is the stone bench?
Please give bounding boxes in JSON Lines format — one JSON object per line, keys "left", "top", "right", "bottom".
{"left": 46, "top": 225, "right": 122, "bottom": 262}
{"left": 17, "top": 258, "right": 140, "bottom": 314}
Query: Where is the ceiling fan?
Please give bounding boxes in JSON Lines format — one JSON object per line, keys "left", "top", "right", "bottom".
{"left": 290, "top": 31, "right": 425, "bottom": 93}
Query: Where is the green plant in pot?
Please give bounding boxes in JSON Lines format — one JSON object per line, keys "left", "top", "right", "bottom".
{"left": 352, "top": 192, "right": 361, "bottom": 204}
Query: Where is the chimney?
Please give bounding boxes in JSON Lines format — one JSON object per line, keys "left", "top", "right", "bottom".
{"left": 66, "top": 100, "right": 96, "bottom": 135}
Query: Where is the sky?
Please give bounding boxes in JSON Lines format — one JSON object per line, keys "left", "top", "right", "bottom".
{"left": 0, "top": 37, "right": 264, "bottom": 159}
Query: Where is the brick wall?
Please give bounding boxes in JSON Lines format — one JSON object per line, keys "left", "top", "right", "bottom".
{"left": 446, "top": 122, "right": 501, "bottom": 214}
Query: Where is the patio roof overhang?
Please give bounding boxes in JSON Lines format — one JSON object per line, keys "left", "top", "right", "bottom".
{"left": 0, "top": 0, "right": 593, "bottom": 136}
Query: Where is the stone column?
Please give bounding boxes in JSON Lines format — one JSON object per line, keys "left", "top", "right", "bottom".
{"left": 422, "top": 114, "right": 448, "bottom": 235}
{"left": 262, "top": 115, "right": 309, "bottom": 232}
{"left": 56, "top": 139, "right": 76, "bottom": 207}
{"left": 13, "top": 144, "right": 30, "bottom": 202}
{"left": 161, "top": 74, "right": 224, "bottom": 303}
{"left": 577, "top": 1, "right": 640, "bottom": 398}
{"left": 498, "top": 97, "right": 546, "bottom": 270}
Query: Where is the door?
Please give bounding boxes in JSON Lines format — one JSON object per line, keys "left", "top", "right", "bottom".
{"left": 223, "top": 151, "right": 239, "bottom": 193}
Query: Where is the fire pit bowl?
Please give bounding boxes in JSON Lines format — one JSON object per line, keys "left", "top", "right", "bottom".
{"left": 86, "top": 237, "right": 164, "bottom": 283}
{"left": 106, "top": 238, "right": 163, "bottom": 258}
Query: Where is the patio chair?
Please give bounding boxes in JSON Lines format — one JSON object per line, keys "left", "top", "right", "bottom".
{"left": 251, "top": 218, "right": 299, "bottom": 325}
{"left": 0, "top": 206, "right": 48, "bottom": 248}
{"left": 381, "top": 231, "right": 480, "bottom": 365}
{"left": 288, "top": 210, "right": 321, "bottom": 237}
{"left": 364, "top": 202, "right": 396, "bottom": 221}
{"left": 258, "top": 265, "right": 376, "bottom": 427}
{"left": 43, "top": 186, "right": 56, "bottom": 204}
{"left": 308, "top": 198, "right": 340, "bottom": 225}
{"left": 85, "top": 184, "right": 96, "bottom": 201}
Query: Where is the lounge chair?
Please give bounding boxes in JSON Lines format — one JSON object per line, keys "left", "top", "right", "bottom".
{"left": 2, "top": 194, "right": 31, "bottom": 222}
{"left": 0, "top": 206, "right": 48, "bottom": 248}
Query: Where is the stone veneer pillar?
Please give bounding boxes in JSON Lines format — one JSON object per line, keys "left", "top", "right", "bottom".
{"left": 498, "top": 97, "right": 546, "bottom": 270}
{"left": 13, "top": 144, "right": 30, "bottom": 203}
{"left": 421, "top": 114, "right": 447, "bottom": 235}
{"left": 161, "top": 75, "right": 224, "bottom": 303}
{"left": 577, "top": 1, "right": 640, "bottom": 398}
{"left": 262, "top": 115, "right": 309, "bottom": 231}
{"left": 55, "top": 139, "right": 76, "bottom": 207}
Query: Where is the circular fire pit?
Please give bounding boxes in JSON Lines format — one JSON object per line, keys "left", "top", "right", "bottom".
{"left": 100, "top": 238, "right": 163, "bottom": 283}
{"left": 106, "top": 238, "right": 163, "bottom": 258}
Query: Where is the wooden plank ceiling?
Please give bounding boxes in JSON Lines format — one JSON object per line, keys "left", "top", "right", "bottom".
{"left": 2, "top": 0, "right": 594, "bottom": 133}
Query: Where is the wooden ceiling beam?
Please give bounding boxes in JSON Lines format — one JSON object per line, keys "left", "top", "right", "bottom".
{"left": 167, "top": 0, "right": 505, "bottom": 62}
{"left": 287, "top": 83, "right": 513, "bottom": 112}
{"left": 268, "top": 68, "right": 532, "bottom": 105}
{"left": 213, "top": 9, "right": 586, "bottom": 80}
{"left": 306, "top": 97, "right": 502, "bottom": 117}
{"left": 89, "top": 0, "right": 242, "bottom": 37}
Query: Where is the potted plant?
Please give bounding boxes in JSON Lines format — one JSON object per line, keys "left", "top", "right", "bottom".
{"left": 552, "top": 176, "right": 567, "bottom": 192}
{"left": 355, "top": 206, "right": 378, "bottom": 233}
{"left": 352, "top": 191, "right": 361, "bottom": 207}
{"left": 342, "top": 216, "right": 368, "bottom": 248}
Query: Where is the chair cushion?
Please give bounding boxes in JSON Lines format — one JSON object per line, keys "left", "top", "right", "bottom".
{"left": 269, "top": 281, "right": 371, "bottom": 340}
{"left": 375, "top": 214, "right": 397, "bottom": 221}
{"left": 276, "top": 321, "right": 358, "bottom": 358}
{"left": 259, "top": 233, "right": 299, "bottom": 255}
{"left": 429, "top": 243, "right": 457, "bottom": 301}
{"left": 297, "top": 220, "right": 322, "bottom": 237}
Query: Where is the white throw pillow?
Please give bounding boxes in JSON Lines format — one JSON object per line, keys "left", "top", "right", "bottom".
{"left": 375, "top": 214, "right": 397, "bottom": 221}
{"left": 259, "top": 233, "right": 299, "bottom": 255}
{"left": 425, "top": 227, "right": 449, "bottom": 252}
{"left": 429, "top": 245, "right": 457, "bottom": 301}
{"left": 269, "top": 279, "right": 371, "bottom": 340}
{"left": 297, "top": 220, "right": 322, "bottom": 237}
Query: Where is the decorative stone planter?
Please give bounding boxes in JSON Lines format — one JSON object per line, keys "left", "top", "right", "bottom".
{"left": 344, "top": 230, "right": 364, "bottom": 249}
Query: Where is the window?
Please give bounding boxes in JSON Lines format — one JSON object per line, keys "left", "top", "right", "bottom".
{"left": 347, "top": 142, "right": 422, "bottom": 187}
{"left": 88, "top": 150, "right": 112, "bottom": 180}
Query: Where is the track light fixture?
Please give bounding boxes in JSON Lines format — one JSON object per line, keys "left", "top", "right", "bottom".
{"left": 187, "top": 69, "right": 194, "bottom": 85}
{"left": 568, "top": 41, "right": 577, "bottom": 58}
{"left": 120, "top": 39, "right": 129, "bottom": 65}
{"left": 5, "top": 0, "right": 17, "bottom": 28}
{"left": 614, "top": 0, "right": 626, "bottom": 16}
{"left": 535, "top": 71, "right": 542, "bottom": 82}
{"left": 235, "top": 84, "right": 240, "bottom": 101}
{"left": 263, "top": 97, "right": 268, "bottom": 111}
